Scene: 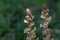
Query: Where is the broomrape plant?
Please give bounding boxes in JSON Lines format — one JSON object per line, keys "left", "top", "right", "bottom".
{"left": 40, "top": 4, "right": 52, "bottom": 40}
{"left": 24, "top": 8, "right": 36, "bottom": 40}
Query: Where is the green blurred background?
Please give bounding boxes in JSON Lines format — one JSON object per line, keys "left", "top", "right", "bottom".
{"left": 0, "top": 0, "right": 60, "bottom": 40}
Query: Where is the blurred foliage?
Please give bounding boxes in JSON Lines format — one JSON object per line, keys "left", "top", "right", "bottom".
{"left": 0, "top": 0, "right": 60, "bottom": 40}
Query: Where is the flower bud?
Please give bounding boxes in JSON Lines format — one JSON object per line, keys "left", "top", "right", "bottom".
{"left": 26, "top": 8, "right": 31, "bottom": 16}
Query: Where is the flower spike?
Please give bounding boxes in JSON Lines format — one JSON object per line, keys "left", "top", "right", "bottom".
{"left": 24, "top": 8, "right": 36, "bottom": 40}
{"left": 40, "top": 4, "right": 52, "bottom": 40}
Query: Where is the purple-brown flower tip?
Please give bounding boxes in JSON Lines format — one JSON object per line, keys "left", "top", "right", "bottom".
{"left": 42, "top": 4, "right": 48, "bottom": 10}
{"left": 26, "top": 8, "right": 31, "bottom": 16}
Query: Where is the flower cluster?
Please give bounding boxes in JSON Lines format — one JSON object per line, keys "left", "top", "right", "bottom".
{"left": 40, "top": 4, "right": 52, "bottom": 40}
{"left": 24, "top": 4, "right": 52, "bottom": 40}
{"left": 24, "top": 8, "right": 36, "bottom": 40}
